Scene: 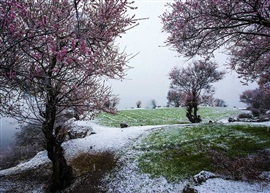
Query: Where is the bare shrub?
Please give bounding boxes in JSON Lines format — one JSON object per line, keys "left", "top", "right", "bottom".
{"left": 238, "top": 113, "right": 253, "bottom": 119}
{"left": 15, "top": 122, "right": 45, "bottom": 148}
{"left": 209, "top": 150, "right": 270, "bottom": 181}
{"left": 0, "top": 146, "right": 40, "bottom": 169}
{"left": 68, "top": 151, "right": 118, "bottom": 192}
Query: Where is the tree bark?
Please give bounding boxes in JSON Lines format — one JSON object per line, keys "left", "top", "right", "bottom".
{"left": 42, "top": 106, "right": 73, "bottom": 192}
{"left": 186, "top": 95, "right": 201, "bottom": 123}
{"left": 49, "top": 139, "right": 73, "bottom": 192}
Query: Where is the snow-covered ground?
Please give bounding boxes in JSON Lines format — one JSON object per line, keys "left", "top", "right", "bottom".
{"left": 0, "top": 120, "right": 270, "bottom": 192}
{"left": 196, "top": 178, "right": 270, "bottom": 193}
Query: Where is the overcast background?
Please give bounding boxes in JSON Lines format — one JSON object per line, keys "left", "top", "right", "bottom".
{"left": 110, "top": 0, "right": 258, "bottom": 109}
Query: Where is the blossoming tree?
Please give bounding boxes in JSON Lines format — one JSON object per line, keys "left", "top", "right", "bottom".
{"left": 240, "top": 86, "right": 270, "bottom": 116}
{"left": 0, "top": 0, "right": 137, "bottom": 191}
{"left": 161, "top": 0, "right": 270, "bottom": 85}
{"left": 168, "top": 60, "right": 225, "bottom": 123}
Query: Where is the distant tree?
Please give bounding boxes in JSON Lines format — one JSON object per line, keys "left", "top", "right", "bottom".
{"left": 104, "top": 97, "right": 120, "bottom": 109}
{"left": 151, "top": 99, "right": 157, "bottom": 109}
{"left": 167, "top": 90, "right": 181, "bottom": 107}
{"left": 136, "top": 100, "right": 142, "bottom": 108}
{"left": 167, "top": 90, "right": 185, "bottom": 107}
{"left": 0, "top": 0, "right": 137, "bottom": 191}
{"left": 200, "top": 88, "right": 215, "bottom": 106}
{"left": 240, "top": 86, "right": 270, "bottom": 116}
{"left": 214, "top": 98, "right": 226, "bottom": 107}
{"left": 169, "top": 60, "right": 225, "bottom": 123}
{"left": 161, "top": 0, "right": 270, "bottom": 85}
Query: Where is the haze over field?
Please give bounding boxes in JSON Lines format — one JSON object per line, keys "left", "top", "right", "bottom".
{"left": 111, "top": 0, "right": 257, "bottom": 109}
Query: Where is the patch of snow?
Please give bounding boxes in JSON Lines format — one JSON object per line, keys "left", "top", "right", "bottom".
{"left": 0, "top": 121, "right": 157, "bottom": 178}
{"left": 195, "top": 178, "right": 270, "bottom": 193}
{"left": 260, "top": 171, "right": 270, "bottom": 181}
{"left": 63, "top": 121, "right": 157, "bottom": 158}
{"left": 219, "top": 118, "right": 229, "bottom": 123}
{"left": 103, "top": 146, "right": 187, "bottom": 193}
{"left": 0, "top": 151, "right": 50, "bottom": 177}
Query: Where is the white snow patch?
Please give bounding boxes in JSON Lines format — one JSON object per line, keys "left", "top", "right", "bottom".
{"left": 0, "top": 121, "right": 157, "bottom": 178}
{"left": 0, "top": 151, "right": 50, "bottom": 177}
{"left": 103, "top": 147, "right": 187, "bottom": 193}
{"left": 63, "top": 121, "right": 157, "bottom": 158}
{"left": 195, "top": 178, "right": 270, "bottom": 193}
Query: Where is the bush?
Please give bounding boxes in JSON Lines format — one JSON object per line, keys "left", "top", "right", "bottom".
{"left": 15, "top": 122, "right": 45, "bottom": 148}
{"left": 238, "top": 113, "right": 253, "bottom": 119}
{"left": 209, "top": 150, "right": 270, "bottom": 181}
{"left": 0, "top": 145, "right": 44, "bottom": 170}
{"left": 240, "top": 86, "right": 270, "bottom": 117}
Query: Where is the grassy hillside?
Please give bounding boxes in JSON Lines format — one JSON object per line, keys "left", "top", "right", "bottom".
{"left": 135, "top": 124, "right": 270, "bottom": 181}
{"left": 97, "top": 107, "right": 270, "bottom": 183}
{"left": 96, "top": 107, "right": 241, "bottom": 127}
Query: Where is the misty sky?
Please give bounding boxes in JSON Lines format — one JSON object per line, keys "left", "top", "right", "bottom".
{"left": 110, "top": 0, "right": 258, "bottom": 109}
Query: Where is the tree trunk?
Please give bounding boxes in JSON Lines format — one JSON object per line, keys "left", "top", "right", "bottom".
{"left": 49, "top": 138, "right": 73, "bottom": 192}
{"left": 186, "top": 95, "right": 201, "bottom": 123}
{"left": 42, "top": 108, "right": 73, "bottom": 192}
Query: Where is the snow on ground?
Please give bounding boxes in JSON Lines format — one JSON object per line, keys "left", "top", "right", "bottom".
{"left": 195, "top": 178, "right": 270, "bottom": 193}
{"left": 63, "top": 120, "right": 158, "bottom": 158}
{"left": 0, "top": 151, "right": 50, "bottom": 177}
{"left": 0, "top": 121, "right": 156, "bottom": 177}
{"left": 102, "top": 125, "right": 270, "bottom": 193}
{"left": 103, "top": 135, "right": 188, "bottom": 193}
{"left": 0, "top": 120, "right": 270, "bottom": 192}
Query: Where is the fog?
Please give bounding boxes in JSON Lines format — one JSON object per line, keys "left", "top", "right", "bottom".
{"left": 109, "top": 0, "right": 257, "bottom": 109}
{"left": 0, "top": 117, "right": 18, "bottom": 151}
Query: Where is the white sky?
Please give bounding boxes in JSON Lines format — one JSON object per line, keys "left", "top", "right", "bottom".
{"left": 109, "top": 0, "right": 258, "bottom": 109}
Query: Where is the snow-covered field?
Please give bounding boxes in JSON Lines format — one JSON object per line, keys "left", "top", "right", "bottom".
{"left": 0, "top": 120, "right": 270, "bottom": 192}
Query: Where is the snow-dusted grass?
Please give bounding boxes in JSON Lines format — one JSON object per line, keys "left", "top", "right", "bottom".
{"left": 97, "top": 107, "right": 241, "bottom": 127}
{"left": 103, "top": 142, "right": 188, "bottom": 193}
{"left": 103, "top": 123, "right": 270, "bottom": 193}
{"left": 136, "top": 124, "right": 270, "bottom": 182}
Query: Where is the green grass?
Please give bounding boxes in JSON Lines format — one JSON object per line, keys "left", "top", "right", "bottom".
{"left": 96, "top": 107, "right": 241, "bottom": 127}
{"left": 135, "top": 124, "right": 270, "bottom": 181}
{"left": 96, "top": 107, "right": 270, "bottom": 182}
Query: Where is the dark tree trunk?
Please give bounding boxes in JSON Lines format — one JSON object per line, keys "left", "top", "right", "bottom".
{"left": 185, "top": 95, "right": 202, "bottom": 123}
{"left": 42, "top": 105, "right": 73, "bottom": 192}
{"left": 39, "top": 57, "right": 73, "bottom": 191}
{"left": 175, "top": 101, "right": 180, "bottom": 107}
{"left": 48, "top": 138, "right": 73, "bottom": 192}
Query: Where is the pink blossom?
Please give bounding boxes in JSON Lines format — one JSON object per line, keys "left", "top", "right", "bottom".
{"left": 161, "top": 0, "right": 270, "bottom": 84}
